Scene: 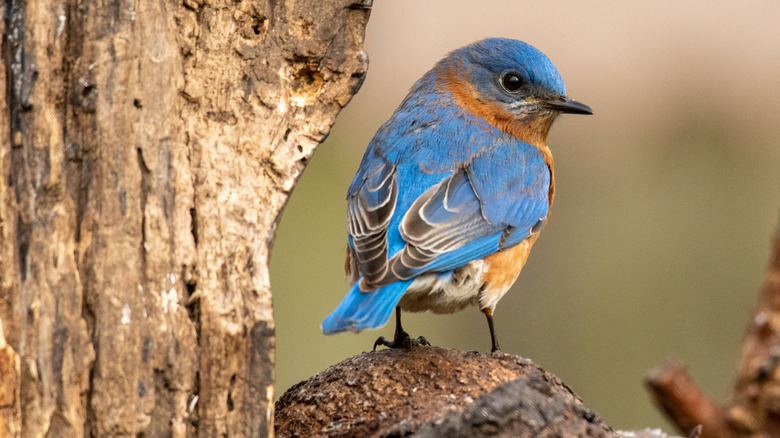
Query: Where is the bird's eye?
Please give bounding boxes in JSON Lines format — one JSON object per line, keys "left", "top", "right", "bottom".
{"left": 501, "top": 73, "right": 523, "bottom": 92}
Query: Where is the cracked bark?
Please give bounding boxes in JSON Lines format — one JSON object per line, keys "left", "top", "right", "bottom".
{"left": 275, "top": 347, "right": 692, "bottom": 438}
{"left": 0, "top": 0, "right": 369, "bottom": 436}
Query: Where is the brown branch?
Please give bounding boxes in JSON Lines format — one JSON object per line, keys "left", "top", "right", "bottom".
{"left": 647, "top": 224, "right": 780, "bottom": 437}
{"left": 646, "top": 360, "right": 729, "bottom": 436}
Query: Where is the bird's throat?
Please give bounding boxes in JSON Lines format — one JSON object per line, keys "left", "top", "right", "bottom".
{"left": 440, "top": 66, "right": 557, "bottom": 149}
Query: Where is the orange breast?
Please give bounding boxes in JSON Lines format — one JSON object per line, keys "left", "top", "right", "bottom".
{"left": 481, "top": 234, "right": 539, "bottom": 292}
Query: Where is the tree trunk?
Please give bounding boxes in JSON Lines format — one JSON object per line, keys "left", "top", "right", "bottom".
{"left": 0, "top": 0, "right": 370, "bottom": 435}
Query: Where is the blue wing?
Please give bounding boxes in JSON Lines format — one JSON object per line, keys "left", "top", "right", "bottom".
{"left": 389, "top": 142, "right": 550, "bottom": 280}
{"left": 324, "top": 114, "right": 550, "bottom": 334}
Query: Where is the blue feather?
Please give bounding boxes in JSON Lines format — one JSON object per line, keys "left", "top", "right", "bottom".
{"left": 416, "top": 234, "right": 503, "bottom": 274}
{"left": 322, "top": 279, "right": 413, "bottom": 334}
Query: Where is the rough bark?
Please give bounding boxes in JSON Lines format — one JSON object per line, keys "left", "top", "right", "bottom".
{"left": 647, "top": 224, "right": 780, "bottom": 438}
{"left": 0, "top": 0, "right": 369, "bottom": 436}
{"left": 275, "top": 347, "right": 687, "bottom": 438}
{"left": 0, "top": 320, "right": 21, "bottom": 437}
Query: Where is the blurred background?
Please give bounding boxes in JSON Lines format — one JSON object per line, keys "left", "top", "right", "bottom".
{"left": 271, "top": 0, "right": 780, "bottom": 432}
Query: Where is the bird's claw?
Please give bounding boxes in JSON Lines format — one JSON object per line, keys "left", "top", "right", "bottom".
{"left": 411, "top": 336, "right": 431, "bottom": 347}
{"left": 372, "top": 336, "right": 392, "bottom": 351}
{"left": 372, "top": 333, "right": 431, "bottom": 351}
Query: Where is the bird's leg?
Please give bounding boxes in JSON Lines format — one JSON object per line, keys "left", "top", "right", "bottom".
{"left": 373, "top": 307, "right": 430, "bottom": 351}
{"left": 483, "top": 307, "right": 501, "bottom": 353}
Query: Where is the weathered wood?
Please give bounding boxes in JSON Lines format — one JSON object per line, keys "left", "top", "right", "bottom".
{"left": 0, "top": 0, "right": 370, "bottom": 436}
{"left": 411, "top": 367, "right": 613, "bottom": 438}
{"left": 0, "top": 320, "right": 21, "bottom": 437}
{"left": 275, "top": 346, "right": 688, "bottom": 438}
{"left": 646, "top": 361, "right": 729, "bottom": 437}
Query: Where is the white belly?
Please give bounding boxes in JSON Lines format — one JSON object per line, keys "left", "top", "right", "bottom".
{"left": 397, "top": 260, "right": 489, "bottom": 314}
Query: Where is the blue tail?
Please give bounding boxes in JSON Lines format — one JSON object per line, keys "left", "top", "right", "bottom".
{"left": 322, "top": 279, "right": 413, "bottom": 334}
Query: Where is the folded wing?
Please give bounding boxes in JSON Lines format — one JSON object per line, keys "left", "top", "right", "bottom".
{"left": 347, "top": 139, "right": 551, "bottom": 290}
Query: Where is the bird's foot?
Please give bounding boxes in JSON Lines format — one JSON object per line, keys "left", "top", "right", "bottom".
{"left": 410, "top": 336, "right": 431, "bottom": 348}
{"left": 372, "top": 332, "right": 430, "bottom": 351}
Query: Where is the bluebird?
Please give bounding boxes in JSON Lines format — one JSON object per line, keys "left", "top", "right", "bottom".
{"left": 321, "top": 38, "right": 592, "bottom": 352}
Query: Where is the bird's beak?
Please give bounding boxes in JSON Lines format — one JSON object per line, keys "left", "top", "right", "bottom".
{"left": 545, "top": 96, "right": 593, "bottom": 115}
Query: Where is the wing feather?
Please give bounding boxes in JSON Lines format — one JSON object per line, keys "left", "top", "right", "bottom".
{"left": 388, "top": 169, "right": 499, "bottom": 281}
{"left": 346, "top": 138, "right": 550, "bottom": 293}
{"left": 347, "top": 163, "right": 398, "bottom": 290}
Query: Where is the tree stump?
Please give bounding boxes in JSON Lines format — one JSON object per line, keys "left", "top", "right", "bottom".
{"left": 0, "top": 0, "right": 369, "bottom": 435}
{"left": 276, "top": 347, "right": 686, "bottom": 438}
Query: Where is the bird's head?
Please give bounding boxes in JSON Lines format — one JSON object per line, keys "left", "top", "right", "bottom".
{"left": 439, "top": 38, "right": 592, "bottom": 144}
